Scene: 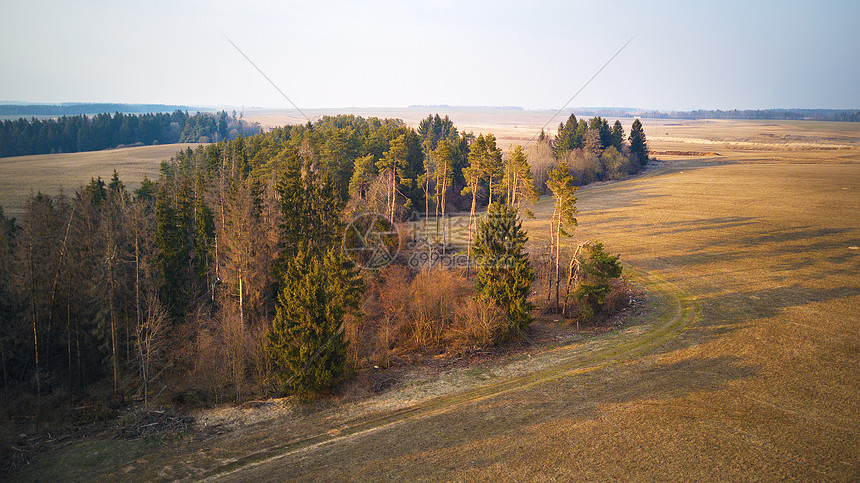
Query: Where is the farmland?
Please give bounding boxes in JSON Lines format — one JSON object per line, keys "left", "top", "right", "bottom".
{"left": 11, "top": 116, "right": 859, "bottom": 480}
{"left": 0, "top": 143, "right": 201, "bottom": 219}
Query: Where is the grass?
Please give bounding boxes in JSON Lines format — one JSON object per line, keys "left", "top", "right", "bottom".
{"left": 12, "top": 117, "right": 860, "bottom": 481}
{"left": 0, "top": 143, "right": 201, "bottom": 218}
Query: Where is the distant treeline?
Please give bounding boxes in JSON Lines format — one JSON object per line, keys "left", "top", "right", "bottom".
{"left": 408, "top": 105, "right": 525, "bottom": 111}
{"left": 569, "top": 108, "right": 860, "bottom": 122}
{"left": 0, "top": 110, "right": 261, "bottom": 158}
{"left": 0, "top": 103, "right": 196, "bottom": 116}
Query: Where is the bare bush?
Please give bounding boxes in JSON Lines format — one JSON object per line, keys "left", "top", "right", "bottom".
{"left": 404, "top": 270, "right": 465, "bottom": 351}
{"left": 449, "top": 296, "right": 507, "bottom": 353}
{"left": 525, "top": 141, "right": 557, "bottom": 192}
{"left": 601, "top": 278, "right": 633, "bottom": 318}
{"left": 566, "top": 149, "right": 603, "bottom": 185}
{"left": 134, "top": 294, "right": 168, "bottom": 406}
{"left": 360, "top": 266, "right": 517, "bottom": 364}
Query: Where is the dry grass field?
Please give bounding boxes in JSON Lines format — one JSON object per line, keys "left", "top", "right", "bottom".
{"left": 12, "top": 116, "right": 860, "bottom": 481}
{"left": 0, "top": 143, "right": 201, "bottom": 218}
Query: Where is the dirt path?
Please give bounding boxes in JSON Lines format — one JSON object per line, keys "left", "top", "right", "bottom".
{"left": 206, "top": 268, "right": 698, "bottom": 480}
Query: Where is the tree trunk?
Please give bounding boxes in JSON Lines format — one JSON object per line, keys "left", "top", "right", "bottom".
{"left": 109, "top": 241, "right": 119, "bottom": 394}
{"left": 441, "top": 177, "right": 448, "bottom": 254}
{"left": 547, "top": 209, "right": 556, "bottom": 302}
{"left": 135, "top": 231, "right": 141, "bottom": 339}
{"left": 389, "top": 168, "right": 396, "bottom": 223}
{"left": 466, "top": 182, "right": 478, "bottom": 276}
{"left": 66, "top": 283, "right": 71, "bottom": 392}
{"left": 28, "top": 229, "right": 40, "bottom": 402}
{"left": 238, "top": 268, "right": 244, "bottom": 326}
{"left": 435, "top": 179, "right": 441, "bottom": 248}
{"left": 554, "top": 216, "right": 561, "bottom": 311}
{"left": 424, "top": 175, "right": 430, "bottom": 221}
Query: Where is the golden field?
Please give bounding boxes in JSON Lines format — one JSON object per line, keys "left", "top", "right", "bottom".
{"left": 0, "top": 143, "right": 201, "bottom": 219}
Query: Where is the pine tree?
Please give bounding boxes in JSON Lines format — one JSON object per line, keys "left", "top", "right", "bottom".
{"left": 462, "top": 134, "right": 487, "bottom": 261}
{"left": 481, "top": 134, "right": 504, "bottom": 204}
{"left": 432, "top": 140, "right": 454, "bottom": 219}
{"left": 503, "top": 145, "right": 538, "bottom": 212}
{"left": 546, "top": 162, "right": 578, "bottom": 310}
{"left": 267, "top": 247, "right": 362, "bottom": 394}
{"left": 348, "top": 153, "right": 377, "bottom": 201}
{"left": 472, "top": 202, "right": 534, "bottom": 332}
{"left": 377, "top": 134, "right": 409, "bottom": 223}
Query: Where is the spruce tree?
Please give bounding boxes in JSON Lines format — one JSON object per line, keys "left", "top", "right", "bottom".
{"left": 610, "top": 120, "right": 625, "bottom": 150}
{"left": 574, "top": 242, "right": 622, "bottom": 320}
{"left": 629, "top": 119, "right": 648, "bottom": 167}
{"left": 472, "top": 202, "right": 534, "bottom": 332}
{"left": 267, "top": 247, "right": 362, "bottom": 394}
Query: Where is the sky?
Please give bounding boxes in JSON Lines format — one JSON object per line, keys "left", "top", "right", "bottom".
{"left": 1, "top": 0, "right": 858, "bottom": 111}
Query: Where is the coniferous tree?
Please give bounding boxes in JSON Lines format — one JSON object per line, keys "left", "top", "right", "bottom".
{"left": 377, "top": 133, "right": 409, "bottom": 223}
{"left": 267, "top": 247, "right": 362, "bottom": 394}
{"left": 462, "top": 134, "right": 487, "bottom": 260}
{"left": 629, "top": 119, "right": 648, "bottom": 166}
{"left": 432, "top": 140, "right": 454, "bottom": 221}
{"left": 481, "top": 134, "right": 504, "bottom": 204}
{"left": 503, "top": 145, "right": 538, "bottom": 212}
{"left": 155, "top": 184, "right": 185, "bottom": 316}
{"left": 472, "top": 202, "right": 534, "bottom": 332}
{"left": 546, "top": 163, "right": 578, "bottom": 310}
{"left": 610, "top": 120, "right": 625, "bottom": 150}
{"left": 348, "top": 153, "right": 377, "bottom": 201}
{"left": 555, "top": 114, "right": 579, "bottom": 156}
{"left": 0, "top": 207, "right": 16, "bottom": 393}
{"left": 573, "top": 242, "right": 622, "bottom": 320}
{"left": 585, "top": 122, "right": 605, "bottom": 156}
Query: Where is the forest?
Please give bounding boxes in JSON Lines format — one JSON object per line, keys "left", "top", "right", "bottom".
{"left": 633, "top": 108, "right": 860, "bottom": 122}
{"left": 0, "top": 103, "right": 195, "bottom": 117}
{"left": 0, "top": 110, "right": 261, "bottom": 158}
{"left": 0, "top": 113, "right": 647, "bottom": 409}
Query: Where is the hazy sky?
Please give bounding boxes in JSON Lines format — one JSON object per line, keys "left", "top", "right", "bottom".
{"left": 1, "top": 0, "right": 858, "bottom": 110}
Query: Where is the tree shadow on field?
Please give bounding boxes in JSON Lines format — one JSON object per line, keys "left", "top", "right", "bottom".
{"left": 646, "top": 216, "right": 758, "bottom": 236}
{"left": 649, "top": 247, "right": 756, "bottom": 270}
{"left": 739, "top": 226, "right": 855, "bottom": 247}
{"left": 579, "top": 184, "right": 671, "bottom": 212}
{"left": 695, "top": 283, "right": 860, "bottom": 331}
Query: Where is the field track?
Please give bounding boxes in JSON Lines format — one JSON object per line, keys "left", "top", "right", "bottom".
{"left": 208, "top": 268, "right": 699, "bottom": 480}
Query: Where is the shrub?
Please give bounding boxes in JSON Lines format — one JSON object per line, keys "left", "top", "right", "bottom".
{"left": 358, "top": 266, "right": 517, "bottom": 363}
{"left": 449, "top": 296, "right": 507, "bottom": 353}
{"left": 574, "top": 242, "right": 622, "bottom": 321}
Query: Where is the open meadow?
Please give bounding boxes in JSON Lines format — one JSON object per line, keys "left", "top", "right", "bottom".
{"left": 11, "top": 115, "right": 859, "bottom": 480}
{"left": 0, "top": 143, "right": 202, "bottom": 219}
